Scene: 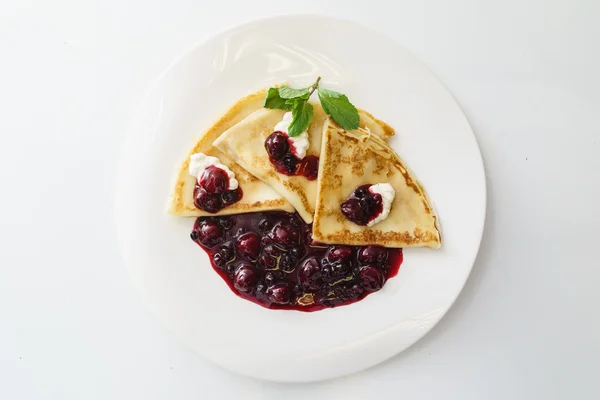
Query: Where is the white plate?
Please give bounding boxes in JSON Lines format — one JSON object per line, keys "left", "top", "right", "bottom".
{"left": 115, "top": 15, "right": 485, "bottom": 382}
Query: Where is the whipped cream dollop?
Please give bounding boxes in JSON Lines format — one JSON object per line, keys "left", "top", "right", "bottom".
{"left": 188, "top": 153, "right": 238, "bottom": 190}
{"left": 368, "top": 183, "right": 395, "bottom": 227}
{"left": 273, "top": 112, "right": 310, "bottom": 159}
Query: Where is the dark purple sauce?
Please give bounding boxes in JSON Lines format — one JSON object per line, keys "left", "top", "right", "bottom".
{"left": 191, "top": 211, "right": 403, "bottom": 311}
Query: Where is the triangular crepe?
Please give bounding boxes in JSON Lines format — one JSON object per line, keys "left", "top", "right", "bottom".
{"left": 213, "top": 104, "right": 394, "bottom": 223}
{"left": 312, "top": 119, "right": 441, "bottom": 248}
{"left": 168, "top": 88, "right": 294, "bottom": 216}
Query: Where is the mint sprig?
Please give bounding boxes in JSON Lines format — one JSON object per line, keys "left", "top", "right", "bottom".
{"left": 318, "top": 88, "right": 360, "bottom": 131}
{"left": 278, "top": 86, "right": 310, "bottom": 99}
{"left": 263, "top": 77, "right": 359, "bottom": 137}
{"left": 288, "top": 101, "right": 313, "bottom": 137}
{"left": 263, "top": 87, "right": 293, "bottom": 111}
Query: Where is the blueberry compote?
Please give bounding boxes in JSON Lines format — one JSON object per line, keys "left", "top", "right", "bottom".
{"left": 264, "top": 131, "right": 319, "bottom": 180}
{"left": 193, "top": 165, "right": 243, "bottom": 213}
{"left": 191, "top": 211, "right": 403, "bottom": 311}
{"left": 341, "top": 184, "right": 383, "bottom": 226}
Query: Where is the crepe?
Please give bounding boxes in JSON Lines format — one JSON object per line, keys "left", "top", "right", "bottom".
{"left": 312, "top": 119, "right": 441, "bottom": 249}
{"left": 213, "top": 104, "right": 394, "bottom": 223}
{"left": 168, "top": 88, "right": 294, "bottom": 216}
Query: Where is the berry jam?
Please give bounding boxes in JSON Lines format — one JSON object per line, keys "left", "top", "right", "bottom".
{"left": 191, "top": 211, "right": 403, "bottom": 311}
{"left": 341, "top": 184, "right": 383, "bottom": 226}
{"left": 264, "top": 131, "right": 319, "bottom": 180}
{"left": 193, "top": 165, "right": 243, "bottom": 213}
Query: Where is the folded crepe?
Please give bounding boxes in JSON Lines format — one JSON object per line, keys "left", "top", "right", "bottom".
{"left": 213, "top": 104, "right": 394, "bottom": 223}
{"left": 168, "top": 88, "right": 294, "bottom": 216}
{"left": 312, "top": 119, "right": 441, "bottom": 249}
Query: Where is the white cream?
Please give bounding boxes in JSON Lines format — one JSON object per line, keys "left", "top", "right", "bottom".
{"left": 273, "top": 112, "right": 310, "bottom": 159}
{"left": 368, "top": 183, "right": 395, "bottom": 227}
{"left": 188, "top": 153, "right": 238, "bottom": 190}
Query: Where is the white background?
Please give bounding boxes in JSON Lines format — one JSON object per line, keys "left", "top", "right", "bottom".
{"left": 1, "top": 0, "right": 599, "bottom": 399}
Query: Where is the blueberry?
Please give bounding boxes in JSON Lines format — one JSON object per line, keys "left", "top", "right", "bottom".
{"left": 217, "top": 217, "right": 234, "bottom": 230}
{"left": 321, "top": 265, "right": 332, "bottom": 280}
{"left": 235, "top": 232, "right": 261, "bottom": 260}
{"left": 340, "top": 198, "right": 367, "bottom": 225}
{"left": 234, "top": 264, "right": 257, "bottom": 293}
{"left": 359, "top": 266, "right": 385, "bottom": 292}
{"left": 299, "top": 258, "right": 322, "bottom": 290}
{"left": 262, "top": 244, "right": 282, "bottom": 258}
{"left": 218, "top": 243, "right": 235, "bottom": 261}
{"left": 221, "top": 189, "right": 242, "bottom": 205}
{"left": 331, "top": 261, "right": 350, "bottom": 277}
{"left": 289, "top": 246, "right": 305, "bottom": 260}
{"left": 280, "top": 153, "right": 298, "bottom": 174}
{"left": 194, "top": 189, "right": 222, "bottom": 213}
{"left": 264, "top": 272, "right": 276, "bottom": 286}
{"left": 200, "top": 165, "right": 229, "bottom": 194}
{"left": 212, "top": 252, "right": 226, "bottom": 268}
{"left": 267, "top": 283, "right": 291, "bottom": 305}
{"left": 359, "top": 194, "right": 381, "bottom": 216}
{"left": 280, "top": 253, "right": 296, "bottom": 273}
{"left": 345, "top": 283, "right": 364, "bottom": 299}
{"left": 293, "top": 283, "right": 304, "bottom": 296}
{"left": 270, "top": 224, "right": 299, "bottom": 247}
{"left": 258, "top": 254, "right": 276, "bottom": 270}
{"left": 258, "top": 219, "right": 273, "bottom": 232}
{"left": 358, "top": 246, "right": 388, "bottom": 266}
{"left": 194, "top": 220, "right": 224, "bottom": 248}
{"left": 299, "top": 155, "right": 319, "bottom": 180}
{"left": 355, "top": 185, "right": 370, "bottom": 198}
{"left": 265, "top": 131, "right": 290, "bottom": 160}
{"left": 327, "top": 246, "right": 353, "bottom": 263}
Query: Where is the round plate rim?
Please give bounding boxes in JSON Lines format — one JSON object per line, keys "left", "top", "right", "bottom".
{"left": 114, "top": 14, "right": 487, "bottom": 382}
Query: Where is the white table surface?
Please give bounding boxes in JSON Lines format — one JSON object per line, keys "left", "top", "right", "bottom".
{"left": 1, "top": 1, "right": 599, "bottom": 398}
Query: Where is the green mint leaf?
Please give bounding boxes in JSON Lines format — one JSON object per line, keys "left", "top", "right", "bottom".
{"left": 278, "top": 85, "right": 310, "bottom": 99}
{"left": 263, "top": 87, "right": 293, "bottom": 110}
{"left": 288, "top": 100, "right": 313, "bottom": 137}
{"left": 317, "top": 88, "right": 360, "bottom": 130}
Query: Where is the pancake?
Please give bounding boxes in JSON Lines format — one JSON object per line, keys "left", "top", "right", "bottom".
{"left": 168, "top": 88, "right": 294, "bottom": 216}
{"left": 312, "top": 119, "right": 441, "bottom": 248}
{"left": 213, "top": 104, "right": 394, "bottom": 223}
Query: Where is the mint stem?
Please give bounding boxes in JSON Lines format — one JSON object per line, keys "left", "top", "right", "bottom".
{"left": 307, "top": 76, "right": 321, "bottom": 98}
